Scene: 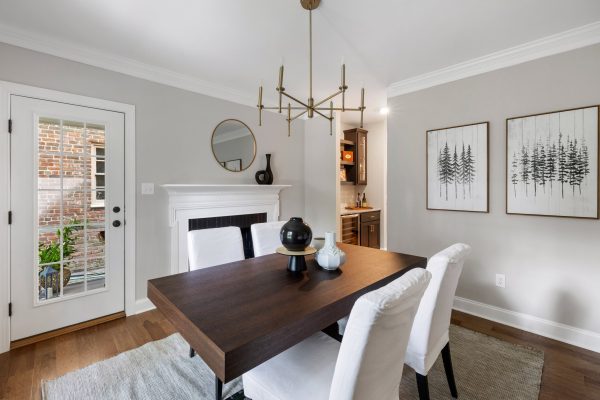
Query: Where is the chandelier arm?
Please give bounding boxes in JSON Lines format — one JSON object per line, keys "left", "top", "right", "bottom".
{"left": 290, "top": 109, "right": 309, "bottom": 121}
{"left": 282, "top": 92, "right": 310, "bottom": 108}
{"left": 313, "top": 89, "right": 343, "bottom": 108}
{"left": 311, "top": 107, "right": 332, "bottom": 120}
{"left": 263, "top": 106, "right": 306, "bottom": 110}
{"left": 315, "top": 107, "right": 362, "bottom": 111}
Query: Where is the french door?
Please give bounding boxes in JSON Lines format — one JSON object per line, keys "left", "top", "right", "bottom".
{"left": 10, "top": 95, "right": 125, "bottom": 341}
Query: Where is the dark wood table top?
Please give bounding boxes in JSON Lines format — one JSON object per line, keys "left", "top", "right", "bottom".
{"left": 148, "top": 243, "right": 427, "bottom": 382}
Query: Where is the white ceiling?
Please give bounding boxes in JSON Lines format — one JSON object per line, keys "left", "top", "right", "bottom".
{"left": 0, "top": 0, "right": 599, "bottom": 123}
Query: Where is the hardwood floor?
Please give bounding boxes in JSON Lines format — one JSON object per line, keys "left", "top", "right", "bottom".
{"left": 0, "top": 309, "right": 598, "bottom": 399}
{"left": 0, "top": 309, "right": 176, "bottom": 400}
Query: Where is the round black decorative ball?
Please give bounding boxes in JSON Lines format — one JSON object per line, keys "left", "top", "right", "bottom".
{"left": 280, "top": 217, "right": 312, "bottom": 251}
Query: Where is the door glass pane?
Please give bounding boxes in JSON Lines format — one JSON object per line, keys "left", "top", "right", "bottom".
{"left": 38, "top": 154, "right": 61, "bottom": 190}
{"left": 63, "top": 120, "right": 86, "bottom": 155}
{"left": 86, "top": 258, "right": 106, "bottom": 291}
{"left": 36, "top": 117, "right": 107, "bottom": 303}
{"left": 63, "top": 259, "right": 86, "bottom": 296}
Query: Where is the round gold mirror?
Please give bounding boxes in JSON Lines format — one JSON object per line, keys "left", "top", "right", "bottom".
{"left": 211, "top": 119, "right": 257, "bottom": 172}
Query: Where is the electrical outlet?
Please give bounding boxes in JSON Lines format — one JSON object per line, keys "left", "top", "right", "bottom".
{"left": 141, "top": 183, "right": 155, "bottom": 195}
{"left": 495, "top": 274, "right": 506, "bottom": 288}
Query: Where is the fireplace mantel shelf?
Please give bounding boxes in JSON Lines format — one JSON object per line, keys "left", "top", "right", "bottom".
{"left": 162, "top": 184, "right": 291, "bottom": 195}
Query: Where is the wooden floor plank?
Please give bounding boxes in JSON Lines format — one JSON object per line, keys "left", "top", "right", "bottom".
{"left": 0, "top": 309, "right": 598, "bottom": 399}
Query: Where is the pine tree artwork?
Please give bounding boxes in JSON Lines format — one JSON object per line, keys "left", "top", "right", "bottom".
{"left": 507, "top": 106, "right": 598, "bottom": 218}
{"left": 427, "top": 122, "right": 488, "bottom": 212}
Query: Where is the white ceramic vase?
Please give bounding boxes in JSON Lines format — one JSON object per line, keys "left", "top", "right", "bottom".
{"left": 316, "top": 232, "right": 346, "bottom": 270}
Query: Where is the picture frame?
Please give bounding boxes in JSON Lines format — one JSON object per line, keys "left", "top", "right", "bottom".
{"left": 426, "top": 122, "right": 489, "bottom": 212}
{"left": 506, "top": 105, "right": 599, "bottom": 219}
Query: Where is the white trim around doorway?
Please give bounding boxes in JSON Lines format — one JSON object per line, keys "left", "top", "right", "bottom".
{"left": 0, "top": 81, "right": 136, "bottom": 353}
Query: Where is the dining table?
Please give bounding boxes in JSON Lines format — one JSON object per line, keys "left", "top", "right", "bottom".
{"left": 147, "top": 243, "right": 427, "bottom": 400}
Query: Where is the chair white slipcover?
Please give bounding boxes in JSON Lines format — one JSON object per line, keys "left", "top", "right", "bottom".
{"left": 242, "top": 268, "right": 432, "bottom": 400}
{"left": 404, "top": 243, "right": 471, "bottom": 376}
{"left": 187, "top": 226, "right": 245, "bottom": 270}
{"left": 250, "top": 221, "right": 286, "bottom": 257}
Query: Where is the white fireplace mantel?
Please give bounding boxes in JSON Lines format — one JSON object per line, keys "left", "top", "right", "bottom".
{"left": 162, "top": 184, "right": 291, "bottom": 274}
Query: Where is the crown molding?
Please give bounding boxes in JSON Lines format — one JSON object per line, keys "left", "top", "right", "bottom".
{"left": 0, "top": 23, "right": 259, "bottom": 108}
{"left": 388, "top": 21, "right": 600, "bottom": 98}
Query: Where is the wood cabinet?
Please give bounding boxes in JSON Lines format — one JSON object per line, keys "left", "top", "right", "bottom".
{"left": 359, "top": 211, "right": 380, "bottom": 249}
{"left": 341, "top": 128, "right": 368, "bottom": 185}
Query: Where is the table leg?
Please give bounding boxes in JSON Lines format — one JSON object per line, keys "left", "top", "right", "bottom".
{"left": 215, "top": 375, "right": 223, "bottom": 400}
{"left": 322, "top": 322, "right": 342, "bottom": 342}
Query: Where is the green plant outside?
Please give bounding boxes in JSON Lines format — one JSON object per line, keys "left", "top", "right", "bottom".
{"left": 38, "top": 220, "right": 83, "bottom": 271}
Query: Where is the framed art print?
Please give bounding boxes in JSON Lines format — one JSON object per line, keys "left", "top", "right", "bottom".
{"left": 506, "top": 106, "right": 599, "bottom": 219}
{"left": 427, "top": 122, "right": 489, "bottom": 212}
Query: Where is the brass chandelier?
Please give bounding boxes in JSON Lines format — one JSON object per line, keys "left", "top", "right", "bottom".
{"left": 257, "top": 0, "right": 366, "bottom": 135}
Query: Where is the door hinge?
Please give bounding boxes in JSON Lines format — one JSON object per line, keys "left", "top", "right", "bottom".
{"left": 8, "top": 211, "right": 12, "bottom": 225}
{"left": 8, "top": 119, "right": 12, "bottom": 134}
{"left": 8, "top": 303, "right": 12, "bottom": 317}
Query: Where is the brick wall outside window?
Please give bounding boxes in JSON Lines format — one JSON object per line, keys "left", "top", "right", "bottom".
{"left": 38, "top": 119, "right": 106, "bottom": 262}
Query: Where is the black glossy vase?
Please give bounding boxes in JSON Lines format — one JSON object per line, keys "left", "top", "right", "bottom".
{"left": 255, "top": 154, "right": 274, "bottom": 185}
{"left": 280, "top": 217, "right": 312, "bottom": 251}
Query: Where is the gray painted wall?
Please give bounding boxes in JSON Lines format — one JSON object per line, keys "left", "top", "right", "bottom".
{"left": 304, "top": 117, "right": 338, "bottom": 238}
{"left": 387, "top": 43, "right": 600, "bottom": 333}
{"left": 0, "top": 42, "right": 305, "bottom": 301}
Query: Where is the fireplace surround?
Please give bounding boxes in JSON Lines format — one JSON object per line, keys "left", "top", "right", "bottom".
{"left": 162, "top": 184, "right": 291, "bottom": 274}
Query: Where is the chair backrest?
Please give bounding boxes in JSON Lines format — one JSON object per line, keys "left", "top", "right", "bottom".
{"left": 250, "top": 221, "right": 285, "bottom": 257}
{"left": 329, "top": 268, "right": 431, "bottom": 400}
{"left": 187, "top": 226, "right": 245, "bottom": 271}
{"left": 408, "top": 243, "right": 471, "bottom": 361}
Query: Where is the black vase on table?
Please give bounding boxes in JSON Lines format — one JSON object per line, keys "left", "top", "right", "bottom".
{"left": 280, "top": 217, "right": 313, "bottom": 273}
{"left": 255, "top": 154, "right": 274, "bottom": 185}
{"left": 280, "top": 217, "right": 312, "bottom": 251}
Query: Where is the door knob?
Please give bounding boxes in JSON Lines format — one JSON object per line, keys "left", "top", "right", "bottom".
{"left": 113, "top": 206, "right": 121, "bottom": 213}
{"left": 112, "top": 220, "right": 121, "bottom": 227}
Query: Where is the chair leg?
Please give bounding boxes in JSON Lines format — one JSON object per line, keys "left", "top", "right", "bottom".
{"left": 189, "top": 346, "right": 195, "bottom": 358}
{"left": 215, "top": 375, "right": 223, "bottom": 400}
{"left": 416, "top": 373, "right": 430, "bottom": 400}
{"left": 442, "top": 342, "right": 458, "bottom": 398}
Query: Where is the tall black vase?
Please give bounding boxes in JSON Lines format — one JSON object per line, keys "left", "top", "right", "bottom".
{"left": 265, "top": 154, "right": 273, "bottom": 184}
{"left": 255, "top": 154, "right": 274, "bottom": 185}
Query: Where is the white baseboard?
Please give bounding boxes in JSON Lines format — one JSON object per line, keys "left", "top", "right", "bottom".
{"left": 454, "top": 296, "right": 600, "bottom": 353}
{"left": 134, "top": 298, "right": 156, "bottom": 314}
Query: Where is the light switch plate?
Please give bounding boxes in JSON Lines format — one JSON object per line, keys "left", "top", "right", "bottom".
{"left": 141, "top": 183, "right": 155, "bottom": 195}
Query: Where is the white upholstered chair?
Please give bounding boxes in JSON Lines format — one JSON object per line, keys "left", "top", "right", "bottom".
{"left": 242, "top": 268, "right": 432, "bottom": 400}
{"left": 187, "top": 226, "right": 245, "bottom": 271}
{"left": 405, "top": 243, "right": 471, "bottom": 400}
{"left": 250, "top": 221, "right": 286, "bottom": 257}
{"left": 186, "top": 226, "right": 245, "bottom": 358}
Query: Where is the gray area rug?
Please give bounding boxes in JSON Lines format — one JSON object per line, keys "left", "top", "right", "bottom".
{"left": 41, "top": 334, "right": 243, "bottom": 400}
{"left": 42, "top": 325, "right": 543, "bottom": 400}
{"left": 399, "top": 325, "right": 544, "bottom": 399}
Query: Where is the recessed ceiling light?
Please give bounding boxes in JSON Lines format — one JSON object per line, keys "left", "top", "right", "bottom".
{"left": 379, "top": 107, "right": 390, "bottom": 115}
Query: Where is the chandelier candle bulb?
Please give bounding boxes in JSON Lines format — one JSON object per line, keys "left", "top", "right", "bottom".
{"left": 341, "top": 64, "right": 346, "bottom": 111}
{"left": 360, "top": 87, "right": 365, "bottom": 128}
{"left": 329, "top": 102, "right": 334, "bottom": 135}
{"left": 287, "top": 103, "right": 291, "bottom": 137}
{"left": 258, "top": 86, "right": 263, "bottom": 126}
{"left": 278, "top": 65, "right": 285, "bottom": 113}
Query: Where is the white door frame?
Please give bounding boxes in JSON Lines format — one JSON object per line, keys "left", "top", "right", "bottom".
{"left": 0, "top": 81, "right": 136, "bottom": 353}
